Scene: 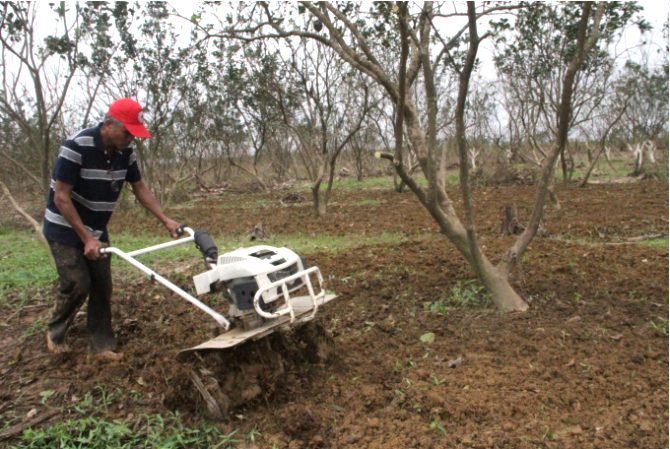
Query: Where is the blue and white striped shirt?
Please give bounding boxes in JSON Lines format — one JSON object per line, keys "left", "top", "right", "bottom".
{"left": 43, "top": 123, "right": 142, "bottom": 248}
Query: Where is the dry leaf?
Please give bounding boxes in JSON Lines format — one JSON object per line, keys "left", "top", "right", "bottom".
{"left": 566, "top": 359, "right": 575, "bottom": 367}
{"left": 558, "top": 425, "right": 583, "bottom": 437}
{"left": 610, "top": 334, "right": 623, "bottom": 341}
{"left": 447, "top": 357, "right": 462, "bottom": 368}
{"left": 566, "top": 316, "right": 581, "bottom": 323}
{"left": 25, "top": 408, "right": 37, "bottom": 420}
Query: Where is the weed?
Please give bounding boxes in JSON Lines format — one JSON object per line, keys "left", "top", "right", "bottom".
{"left": 430, "top": 419, "right": 447, "bottom": 436}
{"left": 23, "top": 318, "right": 46, "bottom": 340}
{"left": 542, "top": 425, "right": 555, "bottom": 440}
{"left": 12, "top": 395, "right": 241, "bottom": 449}
{"left": 430, "top": 376, "right": 447, "bottom": 386}
{"left": 246, "top": 428, "right": 262, "bottom": 443}
{"left": 424, "top": 280, "right": 491, "bottom": 312}
{"left": 637, "top": 237, "right": 669, "bottom": 250}
{"left": 39, "top": 390, "right": 55, "bottom": 405}
{"left": 650, "top": 319, "right": 668, "bottom": 336}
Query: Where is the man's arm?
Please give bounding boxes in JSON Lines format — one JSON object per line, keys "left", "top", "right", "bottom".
{"left": 130, "top": 179, "right": 181, "bottom": 238}
{"left": 54, "top": 181, "right": 104, "bottom": 260}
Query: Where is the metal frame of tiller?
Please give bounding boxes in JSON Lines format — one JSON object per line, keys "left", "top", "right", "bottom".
{"left": 100, "top": 227, "right": 328, "bottom": 334}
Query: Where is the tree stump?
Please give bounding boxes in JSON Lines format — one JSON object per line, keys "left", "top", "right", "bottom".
{"left": 499, "top": 205, "right": 526, "bottom": 237}
{"left": 277, "top": 192, "right": 306, "bottom": 205}
{"left": 246, "top": 222, "right": 269, "bottom": 241}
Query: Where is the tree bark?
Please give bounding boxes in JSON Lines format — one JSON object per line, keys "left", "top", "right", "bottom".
{"left": 499, "top": 205, "right": 526, "bottom": 237}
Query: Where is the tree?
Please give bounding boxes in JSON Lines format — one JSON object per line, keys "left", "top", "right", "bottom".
{"left": 493, "top": 2, "right": 647, "bottom": 188}
{"left": 615, "top": 60, "right": 669, "bottom": 144}
{"left": 183, "top": 1, "right": 624, "bottom": 312}
{"left": 0, "top": 2, "right": 87, "bottom": 190}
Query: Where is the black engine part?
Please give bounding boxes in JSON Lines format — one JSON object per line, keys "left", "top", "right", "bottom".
{"left": 227, "top": 277, "right": 272, "bottom": 311}
{"left": 194, "top": 229, "right": 218, "bottom": 263}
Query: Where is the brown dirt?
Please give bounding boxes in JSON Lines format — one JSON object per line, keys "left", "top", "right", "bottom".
{"left": 0, "top": 180, "right": 668, "bottom": 448}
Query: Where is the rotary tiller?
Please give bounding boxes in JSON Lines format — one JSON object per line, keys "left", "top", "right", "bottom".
{"left": 100, "top": 227, "right": 336, "bottom": 360}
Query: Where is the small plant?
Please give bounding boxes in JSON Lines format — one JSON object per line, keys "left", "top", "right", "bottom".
{"left": 246, "top": 428, "right": 262, "bottom": 443}
{"left": 542, "top": 425, "right": 555, "bottom": 440}
{"left": 430, "top": 419, "right": 447, "bottom": 436}
{"left": 650, "top": 319, "right": 668, "bottom": 336}
{"left": 39, "top": 390, "right": 55, "bottom": 405}
{"left": 95, "top": 383, "right": 115, "bottom": 413}
{"left": 23, "top": 318, "right": 46, "bottom": 339}
{"left": 430, "top": 376, "right": 447, "bottom": 386}
{"left": 424, "top": 280, "right": 491, "bottom": 312}
{"left": 424, "top": 299, "right": 447, "bottom": 314}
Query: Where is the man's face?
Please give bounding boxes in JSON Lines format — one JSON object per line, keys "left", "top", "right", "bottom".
{"left": 105, "top": 120, "right": 135, "bottom": 150}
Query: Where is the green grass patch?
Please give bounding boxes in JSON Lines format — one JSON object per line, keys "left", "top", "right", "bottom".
{"left": 0, "top": 231, "right": 56, "bottom": 293}
{"left": 313, "top": 176, "right": 394, "bottom": 190}
{"left": 445, "top": 173, "right": 459, "bottom": 185}
{"left": 424, "top": 280, "right": 492, "bottom": 312}
{"left": 637, "top": 237, "right": 668, "bottom": 250}
{"left": 10, "top": 390, "right": 242, "bottom": 449}
{"left": 0, "top": 229, "right": 430, "bottom": 295}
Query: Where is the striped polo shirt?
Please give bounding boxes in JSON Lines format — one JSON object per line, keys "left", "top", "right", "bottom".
{"left": 42, "top": 123, "right": 142, "bottom": 248}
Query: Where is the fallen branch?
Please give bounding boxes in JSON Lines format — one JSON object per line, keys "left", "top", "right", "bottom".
{"left": 626, "top": 233, "right": 666, "bottom": 242}
{"left": 3, "top": 304, "right": 51, "bottom": 324}
{"left": 604, "top": 233, "right": 667, "bottom": 245}
{"left": 189, "top": 370, "right": 225, "bottom": 421}
{"left": 0, "top": 409, "right": 60, "bottom": 442}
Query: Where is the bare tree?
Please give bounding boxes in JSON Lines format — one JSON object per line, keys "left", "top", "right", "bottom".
{"left": 184, "top": 1, "right": 618, "bottom": 311}
{"left": 0, "top": 3, "right": 89, "bottom": 191}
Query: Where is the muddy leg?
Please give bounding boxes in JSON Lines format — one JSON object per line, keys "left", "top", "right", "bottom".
{"left": 87, "top": 245, "right": 116, "bottom": 353}
{"left": 47, "top": 241, "right": 91, "bottom": 349}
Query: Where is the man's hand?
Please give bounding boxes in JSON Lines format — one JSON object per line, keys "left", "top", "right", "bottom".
{"left": 165, "top": 219, "right": 182, "bottom": 239}
{"left": 83, "top": 238, "right": 105, "bottom": 261}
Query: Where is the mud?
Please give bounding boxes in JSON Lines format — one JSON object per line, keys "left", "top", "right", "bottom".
{"left": 0, "top": 180, "right": 668, "bottom": 448}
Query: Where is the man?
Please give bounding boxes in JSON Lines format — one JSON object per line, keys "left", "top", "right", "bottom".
{"left": 43, "top": 98, "right": 181, "bottom": 360}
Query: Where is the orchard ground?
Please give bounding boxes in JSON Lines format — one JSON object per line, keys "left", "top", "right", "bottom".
{"left": 0, "top": 178, "right": 667, "bottom": 448}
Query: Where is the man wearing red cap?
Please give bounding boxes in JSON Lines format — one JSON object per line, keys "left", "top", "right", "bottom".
{"left": 43, "top": 98, "right": 181, "bottom": 360}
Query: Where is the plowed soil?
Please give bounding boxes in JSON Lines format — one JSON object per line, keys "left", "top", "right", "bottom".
{"left": 1, "top": 180, "right": 668, "bottom": 449}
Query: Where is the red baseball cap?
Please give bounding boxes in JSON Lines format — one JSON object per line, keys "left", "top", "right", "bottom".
{"left": 108, "top": 98, "right": 151, "bottom": 138}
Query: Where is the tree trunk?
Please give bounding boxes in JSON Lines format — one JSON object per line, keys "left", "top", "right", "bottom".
{"left": 499, "top": 205, "right": 526, "bottom": 237}
{"left": 479, "top": 263, "right": 529, "bottom": 312}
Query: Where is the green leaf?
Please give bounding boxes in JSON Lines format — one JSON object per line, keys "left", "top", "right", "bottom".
{"left": 420, "top": 332, "right": 435, "bottom": 343}
{"left": 40, "top": 390, "right": 56, "bottom": 404}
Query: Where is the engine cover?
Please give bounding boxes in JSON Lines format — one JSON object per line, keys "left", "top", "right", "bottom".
{"left": 193, "top": 246, "right": 308, "bottom": 306}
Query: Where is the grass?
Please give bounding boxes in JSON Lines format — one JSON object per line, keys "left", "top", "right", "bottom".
{"left": 424, "top": 280, "right": 492, "bottom": 313}
{"left": 0, "top": 227, "right": 428, "bottom": 296}
{"left": 637, "top": 237, "right": 668, "bottom": 250}
{"left": 0, "top": 232, "right": 56, "bottom": 294}
{"left": 10, "top": 390, "right": 242, "bottom": 449}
